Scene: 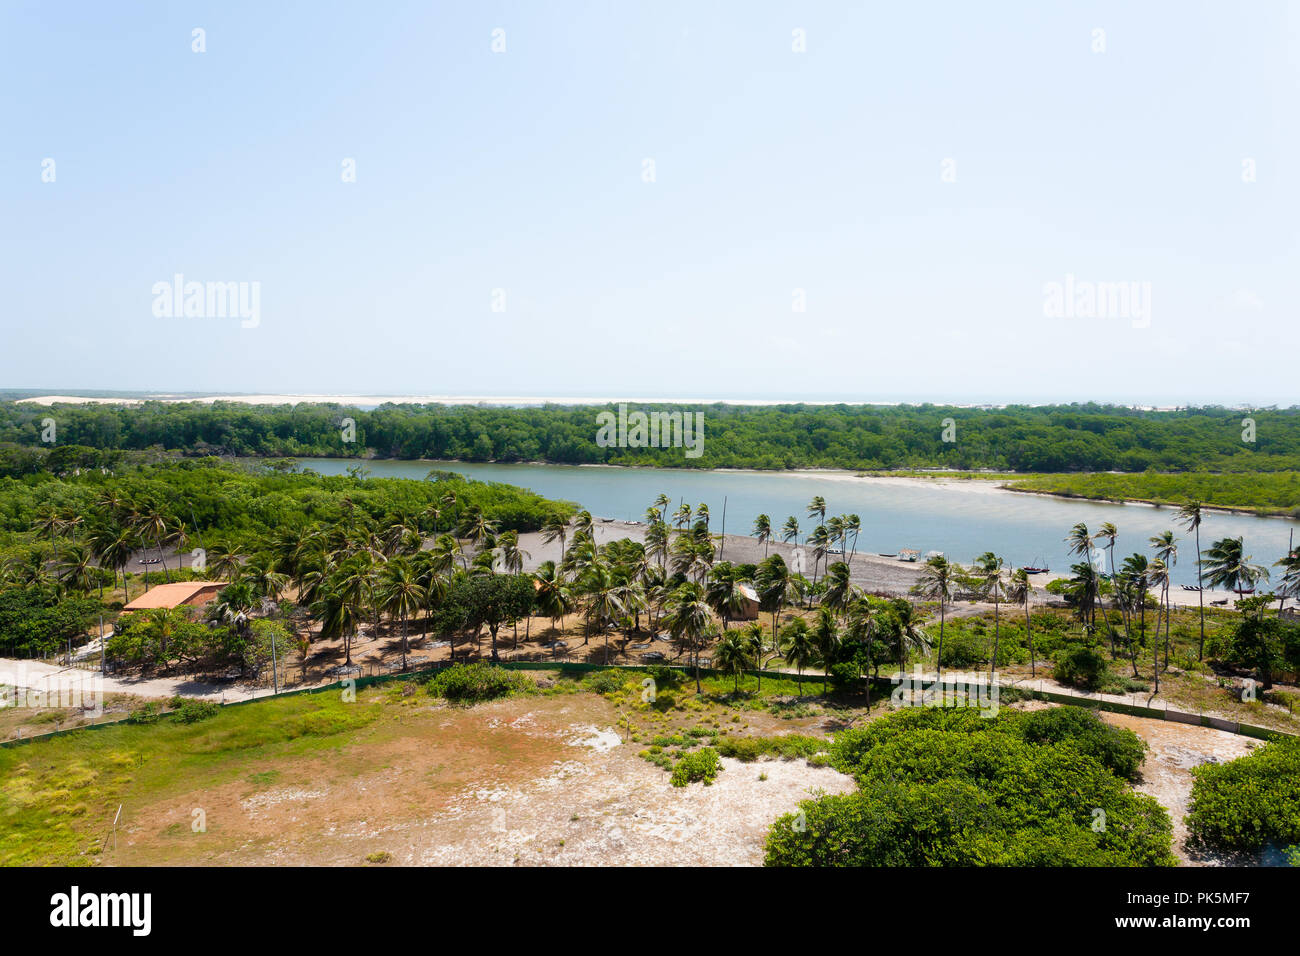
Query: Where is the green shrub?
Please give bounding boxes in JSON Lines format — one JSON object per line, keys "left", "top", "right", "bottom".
{"left": 426, "top": 663, "right": 535, "bottom": 703}
{"left": 585, "top": 669, "right": 634, "bottom": 695}
{"left": 126, "top": 702, "right": 162, "bottom": 724}
{"left": 1013, "top": 706, "right": 1147, "bottom": 781}
{"left": 670, "top": 747, "right": 722, "bottom": 787}
{"left": 766, "top": 712, "right": 1174, "bottom": 867}
{"left": 1186, "top": 737, "right": 1300, "bottom": 856}
{"left": 1053, "top": 644, "right": 1109, "bottom": 691}
{"left": 169, "top": 699, "right": 221, "bottom": 724}
{"left": 715, "top": 734, "right": 827, "bottom": 762}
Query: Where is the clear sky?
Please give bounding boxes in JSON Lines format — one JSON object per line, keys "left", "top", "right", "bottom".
{"left": 3, "top": 1, "right": 1297, "bottom": 405}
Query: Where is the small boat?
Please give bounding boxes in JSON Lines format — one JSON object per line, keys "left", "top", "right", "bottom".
{"left": 877, "top": 552, "right": 897, "bottom": 558}
{"left": 1021, "top": 566, "right": 1050, "bottom": 575}
{"left": 1181, "top": 585, "right": 1203, "bottom": 592}
{"left": 924, "top": 550, "right": 945, "bottom": 561}
{"left": 898, "top": 549, "right": 920, "bottom": 562}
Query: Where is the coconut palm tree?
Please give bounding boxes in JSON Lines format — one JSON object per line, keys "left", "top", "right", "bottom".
{"left": 672, "top": 502, "right": 692, "bottom": 530}
{"left": 883, "top": 598, "right": 929, "bottom": 678}
{"left": 645, "top": 520, "right": 670, "bottom": 571}
{"left": 89, "top": 524, "right": 136, "bottom": 604}
{"left": 540, "top": 513, "right": 569, "bottom": 563}
{"left": 1094, "top": 522, "right": 1124, "bottom": 658}
{"left": 844, "top": 514, "right": 861, "bottom": 566}
{"left": 664, "top": 582, "right": 712, "bottom": 693}
{"left": 754, "top": 554, "right": 795, "bottom": 651}
{"left": 713, "top": 628, "right": 755, "bottom": 694}
{"left": 808, "top": 524, "right": 830, "bottom": 590}
{"left": 58, "top": 543, "right": 96, "bottom": 594}
{"left": 781, "top": 516, "right": 800, "bottom": 547}
{"left": 1120, "top": 553, "right": 1150, "bottom": 678}
{"left": 752, "top": 514, "right": 773, "bottom": 557}
{"left": 1176, "top": 501, "right": 1208, "bottom": 659}
{"left": 1201, "top": 536, "right": 1269, "bottom": 600}
{"left": 973, "top": 552, "right": 1005, "bottom": 680}
{"left": 533, "top": 561, "right": 573, "bottom": 642}
{"left": 1150, "top": 531, "right": 1177, "bottom": 670}
{"left": 806, "top": 496, "right": 827, "bottom": 529}
{"left": 821, "top": 561, "right": 854, "bottom": 622}
{"left": 132, "top": 500, "right": 175, "bottom": 585}
{"left": 495, "top": 530, "right": 529, "bottom": 575}
{"left": 741, "top": 621, "right": 766, "bottom": 690}
{"left": 846, "top": 597, "right": 877, "bottom": 705}
{"left": 1065, "top": 522, "right": 1096, "bottom": 625}
{"left": 705, "top": 563, "right": 751, "bottom": 635}
{"left": 206, "top": 540, "right": 246, "bottom": 582}
{"left": 780, "top": 617, "right": 815, "bottom": 680}
{"left": 1274, "top": 548, "right": 1300, "bottom": 618}
{"left": 378, "top": 557, "right": 426, "bottom": 672}
{"left": 810, "top": 607, "right": 841, "bottom": 695}
{"left": 912, "top": 555, "right": 955, "bottom": 682}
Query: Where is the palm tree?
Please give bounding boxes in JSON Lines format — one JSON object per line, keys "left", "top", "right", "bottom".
{"left": 1095, "top": 522, "right": 1123, "bottom": 658}
{"left": 32, "top": 506, "right": 65, "bottom": 563}
{"left": 1120, "top": 553, "right": 1150, "bottom": 679}
{"left": 653, "top": 493, "right": 671, "bottom": 522}
{"left": 806, "top": 496, "right": 827, "bottom": 530}
{"left": 90, "top": 524, "right": 136, "bottom": 604}
{"left": 705, "top": 563, "right": 751, "bottom": 635}
{"left": 844, "top": 514, "right": 861, "bottom": 566}
{"left": 846, "top": 597, "right": 876, "bottom": 706}
{"left": 378, "top": 558, "right": 426, "bottom": 672}
{"left": 495, "top": 530, "right": 529, "bottom": 575}
{"left": 581, "top": 561, "right": 631, "bottom": 665}
{"left": 207, "top": 540, "right": 246, "bottom": 582}
{"left": 1007, "top": 568, "right": 1036, "bottom": 677}
{"left": 58, "top": 543, "right": 96, "bottom": 594}
{"left": 974, "top": 552, "right": 1005, "bottom": 680}
{"left": 810, "top": 607, "right": 841, "bottom": 695}
{"left": 1147, "top": 558, "right": 1169, "bottom": 691}
{"left": 1274, "top": 548, "right": 1300, "bottom": 618}
{"left": 533, "top": 561, "right": 573, "bottom": 644}
{"left": 672, "top": 502, "right": 692, "bottom": 530}
{"left": 821, "top": 561, "right": 854, "bottom": 622}
{"left": 781, "top": 516, "right": 800, "bottom": 547}
{"left": 1150, "top": 531, "right": 1177, "bottom": 670}
{"left": 1177, "top": 501, "right": 1208, "bottom": 659}
{"left": 883, "top": 598, "right": 929, "bottom": 678}
{"left": 808, "top": 524, "right": 830, "bottom": 590}
{"left": 1201, "top": 536, "right": 1269, "bottom": 600}
{"left": 780, "top": 618, "right": 815, "bottom": 680}
{"left": 713, "top": 629, "right": 755, "bottom": 694}
{"left": 1065, "top": 522, "right": 1095, "bottom": 625}
{"left": 664, "top": 582, "right": 712, "bottom": 693}
{"left": 645, "top": 520, "right": 670, "bottom": 571}
{"left": 752, "top": 514, "right": 773, "bottom": 557}
{"left": 540, "top": 514, "right": 569, "bottom": 563}
{"left": 754, "top": 554, "right": 794, "bottom": 651}
{"left": 133, "top": 501, "right": 175, "bottom": 585}
{"left": 912, "top": 555, "right": 954, "bottom": 682}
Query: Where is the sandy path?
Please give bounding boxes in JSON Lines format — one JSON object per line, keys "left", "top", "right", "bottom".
{"left": 1099, "top": 712, "right": 1259, "bottom": 864}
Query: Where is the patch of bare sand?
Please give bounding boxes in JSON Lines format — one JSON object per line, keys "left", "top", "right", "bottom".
{"left": 1100, "top": 712, "right": 1259, "bottom": 865}
{"left": 110, "top": 693, "right": 852, "bottom": 867}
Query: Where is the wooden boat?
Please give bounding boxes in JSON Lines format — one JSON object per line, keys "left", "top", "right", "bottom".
{"left": 898, "top": 549, "right": 920, "bottom": 562}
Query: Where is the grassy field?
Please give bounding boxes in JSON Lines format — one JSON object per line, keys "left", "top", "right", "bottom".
{"left": 0, "top": 669, "right": 864, "bottom": 867}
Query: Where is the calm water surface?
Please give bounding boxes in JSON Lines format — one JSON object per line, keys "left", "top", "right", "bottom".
{"left": 298, "top": 459, "right": 1298, "bottom": 588}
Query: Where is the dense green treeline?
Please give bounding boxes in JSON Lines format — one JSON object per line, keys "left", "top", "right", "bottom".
{"left": 1007, "top": 472, "right": 1300, "bottom": 516}
{"left": 0, "top": 458, "right": 573, "bottom": 546}
{"left": 3, "top": 400, "right": 1300, "bottom": 473}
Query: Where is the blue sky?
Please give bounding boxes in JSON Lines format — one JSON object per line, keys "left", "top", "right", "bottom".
{"left": 3, "top": 1, "right": 1297, "bottom": 404}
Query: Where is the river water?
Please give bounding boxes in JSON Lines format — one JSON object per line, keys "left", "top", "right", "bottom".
{"left": 297, "top": 459, "right": 1298, "bottom": 588}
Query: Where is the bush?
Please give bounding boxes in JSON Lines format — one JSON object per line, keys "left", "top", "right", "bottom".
{"left": 1053, "top": 644, "right": 1109, "bottom": 691}
{"left": 766, "top": 711, "right": 1175, "bottom": 867}
{"left": 585, "top": 669, "right": 635, "bottom": 695}
{"left": 126, "top": 702, "right": 162, "bottom": 724}
{"left": 1186, "top": 737, "right": 1300, "bottom": 855}
{"left": 670, "top": 748, "right": 722, "bottom": 787}
{"left": 715, "top": 734, "right": 827, "bottom": 762}
{"left": 1013, "top": 706, "right": 1147, "bottom": 781}
{"left": 426, "top": 663, "right": 535, "bottom": 703}
{"left": 169, "top": 698, "right": 221, "bottom": 724}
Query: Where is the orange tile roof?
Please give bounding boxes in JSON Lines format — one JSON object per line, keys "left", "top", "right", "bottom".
{"left": 122, "top": 581, "right": 222, "bottom": 611}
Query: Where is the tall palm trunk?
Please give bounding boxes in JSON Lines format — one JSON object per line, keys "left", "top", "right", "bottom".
{"left": 1194, "top": 526, "right": 1205, "bottom": 660}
